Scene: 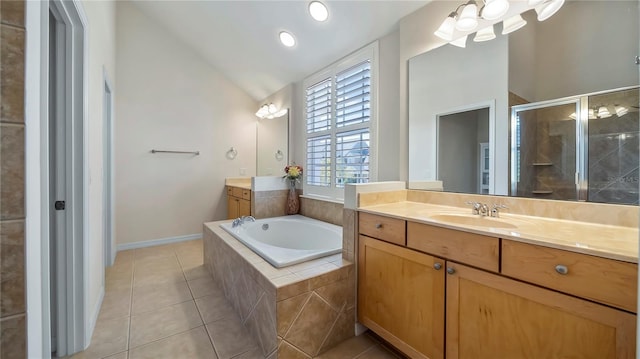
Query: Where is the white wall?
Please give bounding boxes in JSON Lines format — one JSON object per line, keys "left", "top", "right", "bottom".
{"left": 82, "top": 0, "right": 117, "bottom": 336}
{"left": 408, "top": 36, "right": 509, "bottom": 194}
{"left": 115, "top": 2, "right": 257, "bottom": 246}
{"left": 377, "top": 31, "right": 401, "bottom": 182}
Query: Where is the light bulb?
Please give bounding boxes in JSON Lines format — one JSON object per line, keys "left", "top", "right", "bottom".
{"left": 502, "top": 14, "right": 527, "bottom": 35}
{"left": 308, "top": 1, "right": 329, "bottom": 22}
{"left": 474, "top": 25, "right": 496, "bottom": 42}
{"left": 481, "top": 0, "right": 509, "bottom": 21}
{"left": 435, "top": 13, "right": 457, "bottom": 41}
{"left": 279, "top": 31, "right": 296, "bottom": 47}
{"left": 456, "top": 2, "right": 479, "bottom": 32}
{"left": 535, "top": 0, "right": 565, "bottom": 21}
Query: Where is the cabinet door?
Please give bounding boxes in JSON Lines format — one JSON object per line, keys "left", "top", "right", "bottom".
{"left": 239, "top": 198, "right": 251, "bottom": 217}
{"left": 227, "top": 197, "right": 239, "bottom": 219}
{"left": 446, "top": 263, "right": 636, "bottom": 359}
{"left": 358, "top": 235, "right": 445, "bottom": 359}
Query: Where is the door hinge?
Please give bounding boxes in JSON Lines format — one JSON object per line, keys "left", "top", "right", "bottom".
{"left": 54, "top": 201, "right": 66, "bottom": 210}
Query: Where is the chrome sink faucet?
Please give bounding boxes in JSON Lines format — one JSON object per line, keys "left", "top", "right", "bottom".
{"left": 466, "top": 201, "right": 490, "bottom": 216}
{"left": 490, "top": 204, "right": 508, "bottom": 218}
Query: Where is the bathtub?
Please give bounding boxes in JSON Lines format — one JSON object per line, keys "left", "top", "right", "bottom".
{"left": 219, "top": 215, "right": 342, "bottom": 268}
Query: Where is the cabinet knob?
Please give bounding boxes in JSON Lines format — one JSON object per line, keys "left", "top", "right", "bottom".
{"left": 375, "top": 223, "right": 383, "bottom": 229}
{"left": 434, "top": 263, "right": 442, "bottom": 270}
{"left": 555, "top": 265, "right": 569, "bottom": 275}
{"left": 446, "top": 267, "right": 456, "bottom": 275}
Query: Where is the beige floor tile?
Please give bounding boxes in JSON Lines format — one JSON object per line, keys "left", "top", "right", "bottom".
{"left": 134, "top": 256, "right": 181, "bottom": 276}
{"left": 233, "top": 347, "right": 265, "bottom": 359}
{"left": 114, "top": 250, "right": 135, "bottom": 266}
{"left": 206, "top": 315, "right": 259, "bottom": 359}
{"left": 70, "top": 316, "right": 129, "bottom": 358}
{"left": 129, "top": 326, "right": 217, "bottom": 359}
{"left": 315, "top": 334, "right": 378, "bottom": 359}
{"left": 187, "top": 276, "right": 219, "bottom": 299}
{"left": 183, "top": 264, "right": 210, "bottom": 281}
{"left": 134, "top": 245, "right": 176, "bottom": 263}
{"left": 129, "top": 300, "right": 203, "bottom": 348}
{"left": 104, "top": 351, "right": 128, "bottom": 359}
{"left": 194, "top": 292, "right": 235, "bottom": 324}
{"left": 133, "top": 270, "right": 186, "bottom": 288}
{"left": 355, "top": 345, "right": 403, "bottom": 359}
{"left": 132, "top": 281, "right": 193, "bottom": 314}
{"left": 106, "top": 271, "right": 133, "bottom": 292}
{"left": 98, "top": 288, "right": 132, "bottom": 320}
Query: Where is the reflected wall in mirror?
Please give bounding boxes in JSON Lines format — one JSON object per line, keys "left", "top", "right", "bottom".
{"left": 256, "top": 112, "right": 289, "bottom": 176}
{"left": 408, "top": 0, "right": 639, "bottom": 204}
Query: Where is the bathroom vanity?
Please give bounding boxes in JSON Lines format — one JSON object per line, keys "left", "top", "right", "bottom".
{"left": 226, "top": 178, "right": 252, "bottom": 219}
{"left": 356, "top": 192, "right": 638, "bottom": 359}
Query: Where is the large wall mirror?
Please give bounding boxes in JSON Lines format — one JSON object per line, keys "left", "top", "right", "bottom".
{"left": 409, "top": 0, "right": 639, "bottom": 205}
{"left": 256, "top": 112, "right": 289, "bottom": 176}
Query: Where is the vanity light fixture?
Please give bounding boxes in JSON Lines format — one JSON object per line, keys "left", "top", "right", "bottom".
{"left": 456, "top": 1, "right": 479, "bottom": 31}
{"left": 256, "top": 103, "right": 288, "bottom": 119}
{"left": 308, "top": 1, "right": 329, "bottom": 22}
{"left": 450, "top": 35, "right": 469, "bottom": 48}
{"left": 615, "top": 105, "right": 629, "bottom": 117}
{"left": 279, "top": 31, "right": 296, "bottom": 47}
{"left": 481, "top": 0, "right": 509, "bottom": 21}
{"left": 597, "top": 106, "right": 612, "bottom": 119}
{"left": 535, "top": 0, "right": 565, "bottom": 21}
{"left": 474, "top": 25, "right": 496, "bottom": 42}
{"left": 502, "top": 14, "right": 527, "bottom": 35}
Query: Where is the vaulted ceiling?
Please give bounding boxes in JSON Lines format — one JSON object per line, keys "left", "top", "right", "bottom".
{"left": 132, "top": 1, "right": 429, "bottom": 100}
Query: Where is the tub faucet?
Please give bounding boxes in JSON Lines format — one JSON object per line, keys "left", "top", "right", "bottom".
{"left": 232, "top": 216, "right": 256, "bottom": 228}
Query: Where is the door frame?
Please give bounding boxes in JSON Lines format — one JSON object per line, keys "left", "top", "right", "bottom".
{"left": 25, "top": 0, "right": 89, "bottom": 357}
{"left": 103, "top": 69, "right": 115, "bottom": 267}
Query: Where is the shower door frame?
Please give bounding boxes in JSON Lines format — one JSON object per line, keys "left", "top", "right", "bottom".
{"left": 510, "top": 85, "right": 639, "bottom": 202}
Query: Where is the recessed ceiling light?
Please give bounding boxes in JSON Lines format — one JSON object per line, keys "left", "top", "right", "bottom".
{"left": 309, "top": 1, "right": 329, "bottom": 22}
{"left": 279, "top": 31, "right": 296, "bottom": 47}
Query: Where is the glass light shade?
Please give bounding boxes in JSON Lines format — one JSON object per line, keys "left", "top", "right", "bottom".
{"left": 474, "top": 25, "right": 496, "bottom": 42}
{"left": 535, "top": 0, "right": 565, "bottom": 21}
{"left": 588, "top": 109, "right": 596, "bottom": 120}
{"left": 615, "top": 105, "right": 629, "bottom": 117}
{"left": 435, "top": 14, "right": 457, "bottom": 41}
{"left": 308, "top": 1, "right": 329, "bottom": 22}
{"left": 598, "top": 106, "right": 611, "bottom": 118}
{"left": 502, "top": 14, "right": 527, "bottom": 35}
{"left": 450, "top": 35, "right": 468, "bottom": 48}
{"left": 279, "top": 31, "right": 296, "bottom": 47}
{"left": 528, "top": 0, "right": 545, "bottom": 6}
{"left": 481, "top": 0, "right": 509, "bottom": 20}
{"left": 456, "top": 3, "right": 479, "bottom": 31}
{"left": 268, "top": 103, "right": 278, "bottom": 114}
{"left": 569, "top": 112, "right": 576, "bottom": 120}
{"left": 274, "top": 109, "right": 288, "bottom": 118}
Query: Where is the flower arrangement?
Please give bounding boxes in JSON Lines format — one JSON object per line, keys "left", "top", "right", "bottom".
{"left": 283, "top": 165, "right": 303, "bottom": 183}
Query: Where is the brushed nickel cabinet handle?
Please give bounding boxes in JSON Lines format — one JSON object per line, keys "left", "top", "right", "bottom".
{"left": 434, "top": 263, "right": 442, "bottom": 270}
{"left": 447, "top": 267, "right": 456, "bottom": 275}
{"left": 555, "top": 265, "right": 569, "bottom": 275}
{"left": 375, "top": 223, "right": 383, "bottom": 229}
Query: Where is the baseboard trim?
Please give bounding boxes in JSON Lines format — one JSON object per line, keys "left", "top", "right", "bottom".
{"left": 117, "top": 233, "right": 202, "bottom": 251}
{"left": 85, "top": 285, "right": 105, "bottom": 349}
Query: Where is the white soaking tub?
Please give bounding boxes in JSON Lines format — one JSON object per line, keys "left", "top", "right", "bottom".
{"left": 219, "top": 215, "right": 342, "bottom": 268}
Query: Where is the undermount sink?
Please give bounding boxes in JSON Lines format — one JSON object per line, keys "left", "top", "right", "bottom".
{"left": 428, "top": 214, "right": 518, "bottom": 229}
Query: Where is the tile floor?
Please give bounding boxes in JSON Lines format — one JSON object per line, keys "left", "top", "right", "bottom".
{"left": 65, "top": 239, "right": 402, "bottom": 359}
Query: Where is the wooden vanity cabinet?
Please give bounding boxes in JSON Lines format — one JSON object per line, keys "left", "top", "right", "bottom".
{"left": 226, "top": 186, "right": 251, "bottom": 219}
{"left": 357, "top": 212, "right": 637, "bottom": 359}
{"left": 358, "top": 235, "right": 445, "bottom": 359}
{"left": 446, "top": 262, "right": 636, "bottom": 359}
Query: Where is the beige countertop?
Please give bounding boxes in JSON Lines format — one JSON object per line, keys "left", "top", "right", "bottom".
{"left": 359, "top": 201, "right": 639, "bottom": 264}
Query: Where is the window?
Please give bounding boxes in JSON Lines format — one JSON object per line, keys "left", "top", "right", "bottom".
{"left": 304, "top": 43, "right": 377, "bottom": 200}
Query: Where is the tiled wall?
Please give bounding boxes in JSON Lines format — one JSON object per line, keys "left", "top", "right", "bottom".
{"left": 252, "top": 189, "right": 290, "bottom": 219}
{"left": 299, "top": 197, "right": 343, "bottom": 226}
{"left": 0, "top": 0, "right": 27, "bottom": 357}
{"left": 204, "top": 223, "right": 355, "bottom": 358}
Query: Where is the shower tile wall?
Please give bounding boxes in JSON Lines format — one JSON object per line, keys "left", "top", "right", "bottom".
{"left": 0, "top": 0, "right": 27, "bottom": 356}
{"left": 588, "top": 88, "right": 639, "bottom": 205}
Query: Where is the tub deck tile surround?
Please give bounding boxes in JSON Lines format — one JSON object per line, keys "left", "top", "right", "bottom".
{"left": 358, "top": 190, "right": 639, "bottom": 263}
{"left": 204, "top": 221, "right": 356, "bottom": 358}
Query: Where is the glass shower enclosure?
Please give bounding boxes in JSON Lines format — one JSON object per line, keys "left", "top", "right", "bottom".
{"left": 511, "top": 86, "right": 639, "bottom": 205}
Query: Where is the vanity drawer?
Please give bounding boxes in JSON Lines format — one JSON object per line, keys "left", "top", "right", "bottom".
{"left": 231, "top": 187, "right": 244, "bottom": 198}
{"left": 407, "top": 222, "right": 499, "bottom": 272}
{"left": 359, "top": 212, "right": 406, "bottom": 246}
{"left": 502, "top": 240, "right": 638, "bottom": 313}
{"left": 242, "top": 189, "right": 251, "bottom": 200}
